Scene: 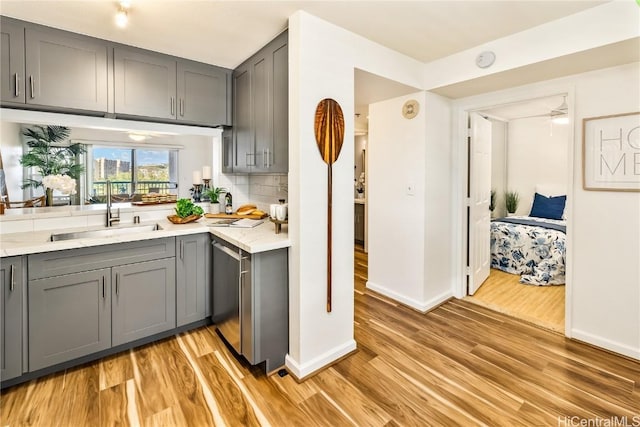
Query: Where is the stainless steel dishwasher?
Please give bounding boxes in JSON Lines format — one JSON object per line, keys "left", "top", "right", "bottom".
{"left": 211, "top": 236, "right": 289, "bottom": 372}
{"left": 211, "top": 238, "right": 253, "bottom": 361}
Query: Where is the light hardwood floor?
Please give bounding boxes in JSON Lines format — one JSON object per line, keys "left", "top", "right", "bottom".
{"left": 1, "top": 246, "right": 638, "bottom": 426}
{"left": 465, "top": 268, "right": 565, "bottom": 333}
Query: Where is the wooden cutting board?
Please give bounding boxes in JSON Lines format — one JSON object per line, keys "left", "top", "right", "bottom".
{"left": 204, "top": 212, "right": 268, "bottom": 220}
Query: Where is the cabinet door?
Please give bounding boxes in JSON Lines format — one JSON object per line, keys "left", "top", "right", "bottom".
{"left": 270, "top": 35, "right": 289, "bottom": 173}
{"left": 25, "top": 27, "right": 108, "bottom": 112}
{"left": 178, "top": 61, "right": 230, "bottom": 126}
{"left": 232, "top": 65, "right": 252, "bottom": 173}
{"left": 176, "top": 234, "right": 211, "bottom": 327}
{"left": 29, "top": 269, "right": 111, "bottom": 371}
{"left": 1, "top": 257, "right": 24, "bottom": 381}
{"left": 222, "top": 128, "right": 234, "bottom": 174}
{"left": 251, "top": 53, "right": 270, "bottom": 172}
{"left": 114, "top": 48, "right": 177, "bottom": 120}
{"left": 0, "top": 20, "right": 25, "bottom": 104}
{"left": 112, "top": 259, "right": 176, "bottom": 346}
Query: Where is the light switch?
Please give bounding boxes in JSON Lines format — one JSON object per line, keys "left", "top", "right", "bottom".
{"left": 407, "top": 182, "right": 415, "bottom": 196}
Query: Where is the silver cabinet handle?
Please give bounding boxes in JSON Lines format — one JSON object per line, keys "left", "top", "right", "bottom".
{"left": 170, "top": 97, "right": 174, "bottom": 116}
{"left": 179, "top": 98, "right": 184, "bottom": 117}
{"left": 180, "top": 240, "right": 184, "bottom": 260}
{"left": 9, "top": 264, "right": 15, "bottom": 292}
{"left": 29, "top": 75, "right": 34, "bottom": 99}
{"left": 245, "top": 152, "right": 256, "bottom": 167}
{"left": 102, "top": 276, "right": 106, "bottom": 299}
{"left": 266, "top": 148, "right": 271, "bottom": 168}
{"left": 115, "top": 273, "right": 119, "bottom": 295}
{"left": 14, "top": 73, "right": 19, "bottom": 97}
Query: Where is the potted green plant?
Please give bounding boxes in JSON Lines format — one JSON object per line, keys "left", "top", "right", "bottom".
{"left": 19, "top": 125, "right": 85, "bottom": 206}
{"left": 489, "top": 190, "right": 497, "bottom": 218}
{"left": 505, "top": 190, "right": 519, "bottom": 216}
{"left": 203, "top": 187, "right": 224, "bottom": 214}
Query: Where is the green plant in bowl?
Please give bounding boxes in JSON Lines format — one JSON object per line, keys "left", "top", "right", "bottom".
{"left": 175, "top": 198, "right": 204, "bottom": 218}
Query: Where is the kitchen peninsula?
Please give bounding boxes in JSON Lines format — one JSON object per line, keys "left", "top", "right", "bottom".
{"left": 0, "top": 203, "right": 290, "bottom": 388}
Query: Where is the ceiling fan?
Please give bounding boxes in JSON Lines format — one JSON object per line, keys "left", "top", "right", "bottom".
{"left": 518, "top": 95, "right": 568, "bottom": 123}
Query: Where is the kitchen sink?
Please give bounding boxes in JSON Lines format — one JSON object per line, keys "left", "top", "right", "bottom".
{"left": 50, "top": 224, "right": 162, "bottom": 242}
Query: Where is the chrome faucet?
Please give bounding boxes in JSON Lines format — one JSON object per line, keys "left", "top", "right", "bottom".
{"left": 106, "top": 180, "right": 120, "bottom": 227}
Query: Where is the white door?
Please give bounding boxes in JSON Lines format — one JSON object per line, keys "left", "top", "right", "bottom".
{"left": 468, "top": 113, "right": 492, "bottom": 295}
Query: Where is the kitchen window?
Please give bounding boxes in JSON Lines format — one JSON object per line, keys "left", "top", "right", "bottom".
{"left": 86, "top": 145, "right": 178, "bottom": 203}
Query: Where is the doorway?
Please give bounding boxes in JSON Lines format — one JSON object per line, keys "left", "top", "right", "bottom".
{"left": 464, "top": 94, "right": 572, "bottom": 333}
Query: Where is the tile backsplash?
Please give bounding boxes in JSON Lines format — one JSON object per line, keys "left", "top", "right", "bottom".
{"left": 211, "top": 173, "right": 288, "bottom": 211}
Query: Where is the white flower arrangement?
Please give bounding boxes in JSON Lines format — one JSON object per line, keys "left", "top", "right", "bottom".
{"left": 42, "top": 174, "right": 77, "bottom": 195}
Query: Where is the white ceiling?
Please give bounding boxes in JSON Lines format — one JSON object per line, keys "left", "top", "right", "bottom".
{"left": 0, "top": 0, "right": 605, "bottom": 70}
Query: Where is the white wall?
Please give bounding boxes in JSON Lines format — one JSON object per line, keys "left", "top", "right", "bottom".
{"left": 368, "top": 92, "right": 453, "bottom": 310}
{"left": 0, "top": 122, "right": 26, "bottom": 202}
{"left": 287, "top": 11, "right": 426, "bottom": 378}
{"left": 454, "top": 62, "right": 640, "bottom": 360}
{"left": 506, "top": 117, "right": 568, "bottom": 215}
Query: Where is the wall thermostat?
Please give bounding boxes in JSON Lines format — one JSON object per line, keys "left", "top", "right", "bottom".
{"left": 475, "top": 51, "right": 496, "bottom": 69}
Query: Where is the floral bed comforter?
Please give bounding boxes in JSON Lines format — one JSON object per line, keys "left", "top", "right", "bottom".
{"left": 490, "top": 216, "right": 566, "bottom": 286}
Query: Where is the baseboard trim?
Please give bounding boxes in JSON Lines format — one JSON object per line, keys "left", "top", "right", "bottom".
{"left": 571, "top": 329, "right": 640, "bottom": 361}
{"left": 285, "top": 339, "right": 357, "bottom": 380}
{"left": 366, "top": 281, "right": 452, "bottom": 313}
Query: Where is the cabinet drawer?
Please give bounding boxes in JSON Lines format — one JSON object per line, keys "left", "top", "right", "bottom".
{"left": 28, "top": 237, "right": 175, "bottom": 280}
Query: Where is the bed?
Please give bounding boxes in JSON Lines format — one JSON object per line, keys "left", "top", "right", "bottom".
{"left": 490, "top": 191, "right": 567, "bottom": 286}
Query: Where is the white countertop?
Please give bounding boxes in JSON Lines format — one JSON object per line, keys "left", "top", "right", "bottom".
{"left": 204, "top": 219, "right": 290, "bottom": 253}
{"left": 0, "top": 216, "right": 290, "bottom": 257}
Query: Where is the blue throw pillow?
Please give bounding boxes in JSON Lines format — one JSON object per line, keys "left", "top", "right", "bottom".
{"left": 529, "top": 193, "right": 566, "bottom": 220}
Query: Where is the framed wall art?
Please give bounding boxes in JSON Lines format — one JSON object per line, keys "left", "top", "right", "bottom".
{"left": 582, "top": 112, "right": 640, "bottom": 191}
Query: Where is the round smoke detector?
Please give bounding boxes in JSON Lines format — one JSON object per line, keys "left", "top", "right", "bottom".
{"left": 475, "top": 51, "right": 496, "bottom": 69}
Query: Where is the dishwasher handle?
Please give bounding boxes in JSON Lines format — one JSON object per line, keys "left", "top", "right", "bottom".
{"left": 212, "top": 241, "right": 242, "bottom": 261}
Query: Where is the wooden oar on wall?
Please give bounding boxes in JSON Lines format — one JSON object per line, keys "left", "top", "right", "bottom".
{"left": 314, "top": 98, "right": 345, "bottom": 313}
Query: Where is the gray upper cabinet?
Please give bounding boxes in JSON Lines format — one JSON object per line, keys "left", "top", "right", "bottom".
{"left": 233, "top": 64, "right": 252, "bottom": 173}
{"left": 1, "top": 18, "right": 108, "bottom": 113}
{"left": 222, "top": 128, "right": 234, "bottom": 174}
{"left": 24, "top": 27, "right": 108, "bottom": 112}
{"left": 178, "top": 61, "right": 230, "bottom": 126}
{"left": 1, "top": 256, "right": 24, "bottom": 381}
{"left": 114, "top": 47, "right": 177, "bottom": 120}
{"left": 112, "top": 258, "right": 176, "bottom": 347}
{"left": 230, "top": 31, "right": 288, "bottom": 173}
{"left": 0, "top": 20, "right": 25, "bottom": 104}
{"left": 29, "top": 269, "right": 111, "bottom": 372}
{"left": 176, "top": 234, "right": 211, "bottom": 327}
{"left": 115, "top": 46, "right": 231, "bottom": 126}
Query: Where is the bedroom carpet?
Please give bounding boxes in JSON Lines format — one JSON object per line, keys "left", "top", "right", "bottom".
{"left": 465, "top": 268, "right": 565, "bottom": 333}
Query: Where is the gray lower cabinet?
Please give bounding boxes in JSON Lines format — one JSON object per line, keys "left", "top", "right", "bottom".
{"left": 29, "top": 269, "right": 111, "bottom": 372}
{"left": 230, "top": 30, "right": 288, "bottom": 173}
{"left": 0, "top": 19, "right": 25, "bottom": 104}
{"left": 1, "top": 256, "right": 24, "bottom": 381}
{"left": 26, "top": 238, "right": 176, "bottom": 372}
{"left": 212, "top": 237, "right": 288, "bottom": 372}
{"left": 176, "top": 234, "right": 211, "bottom": 327}
{"left": 112, "top": 259, "right": 176, "bottom": 346}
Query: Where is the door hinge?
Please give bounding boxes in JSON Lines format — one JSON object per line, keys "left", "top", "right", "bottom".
{"left": 466, "top": 197, "right": 471, "bottom": 206}
{"left": 467, "top": 127, "right": 472, "bottom": 138}
{"left": 466, "top": 266, "right": 471, "bottom": 276}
